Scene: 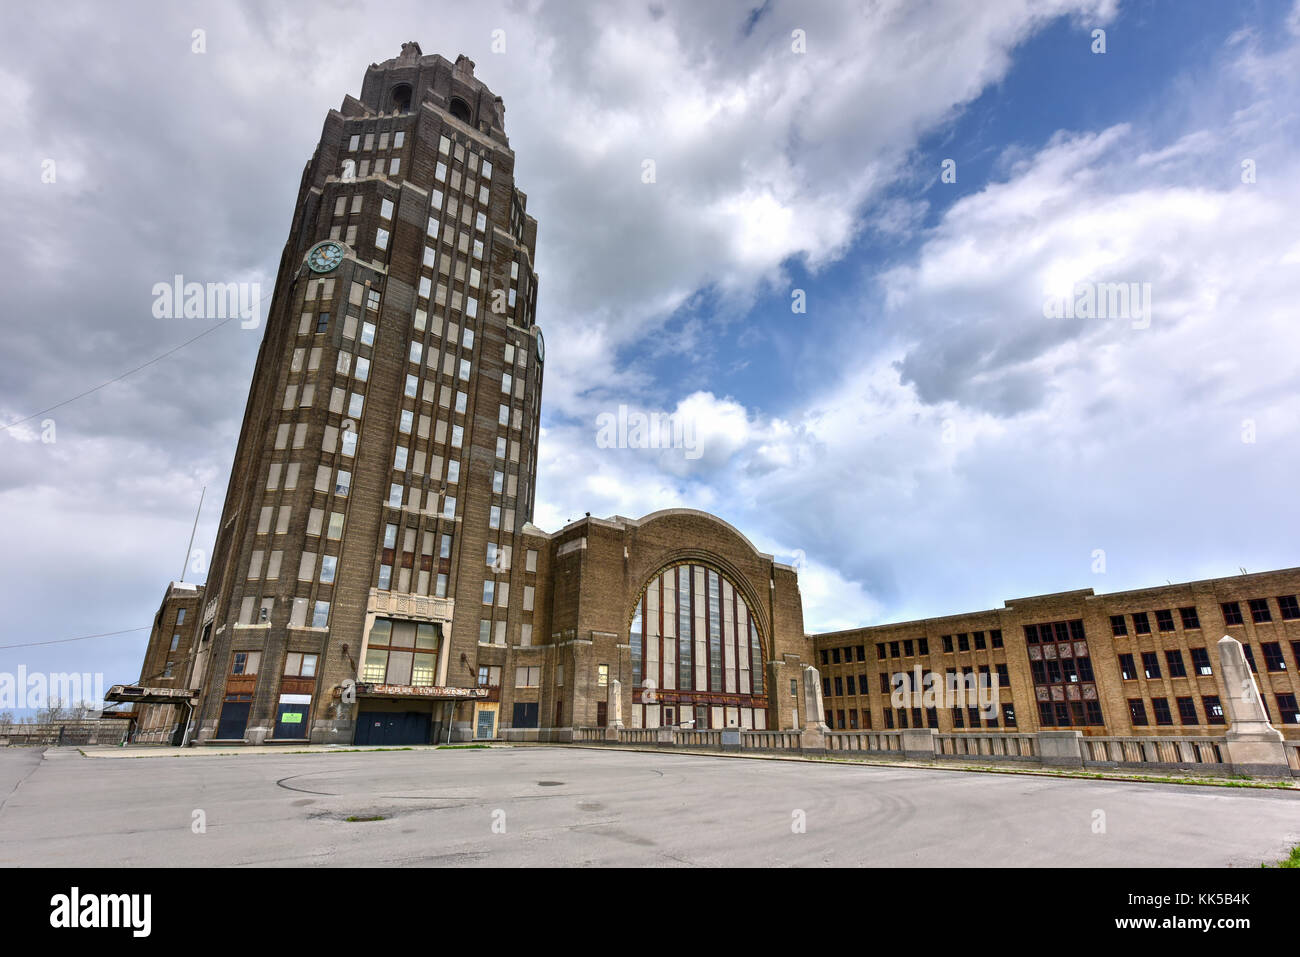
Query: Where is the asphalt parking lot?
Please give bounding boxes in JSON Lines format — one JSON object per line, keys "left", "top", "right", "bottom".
{"left": 0, "top": 745, "right": 1295, "bottom": 866}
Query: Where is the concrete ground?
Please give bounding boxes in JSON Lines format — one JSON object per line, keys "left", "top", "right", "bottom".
{"left": 0, "top": 745, "right": 1296, "bottom": 866}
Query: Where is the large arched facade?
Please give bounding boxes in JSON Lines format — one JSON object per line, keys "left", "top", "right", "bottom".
{"left": 628, "top": 561, "right": 768, "bottom": 730}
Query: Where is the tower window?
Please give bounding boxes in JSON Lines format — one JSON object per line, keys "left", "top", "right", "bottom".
{"left": 449, "top": 97, "right": 471, "bottom": 123}
{"left": 391, "top": 85, "right": 412, "bottom": 114}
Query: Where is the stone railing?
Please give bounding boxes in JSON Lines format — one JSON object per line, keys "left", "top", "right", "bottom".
{"left": 1081, "top": 735, "right": 1226, "bottom": 768}
{"left": 936, "top": 732, "right": 1039, "bottom": 760}
{"left": 1280, "top": 740, "right": 1299, "bottom": 773}
{"left": 741, "top": 730, "right": 802, "bottom": 750}
{"left": 825, "top": 731, "right": 903, "bottom": 753}
{"left": 677, "top": 729, "right": 724, "bottom": 748}
{"left": 567, "top": 726, "right": 1296, "bottom": 777}
{"left": 0, "top": 720, "right": 131, "bottom": 747}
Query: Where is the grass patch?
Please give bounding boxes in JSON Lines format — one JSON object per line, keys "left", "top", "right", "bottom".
{"left": 798, "top": 753, "right": 1296, "bottom": 789}
{"left": 1264, "top": 845, "right": 1300, "bottom": 868}
{"left": 438, "top": 744, "right": 490, "bottom": 750}
{"left": 345, "top": 815, "right": 386, "bottom": 823}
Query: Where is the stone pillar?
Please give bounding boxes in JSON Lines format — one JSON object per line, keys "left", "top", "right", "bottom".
{"left": 1037, "top": 730, "right": 1084, "bottom": 767}
{"left": 1217, "top": 635, "right": 1289, "bottom": 776}
{"left": 605, "top": 678, "right": 623, "bottom": 741}
{"left": 800, "top": 664, "right": 829, "bottom": 750}
{"left": 900, "top": 728, "right": 937, "bottom": 761}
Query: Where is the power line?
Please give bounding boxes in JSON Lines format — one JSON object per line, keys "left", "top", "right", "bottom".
{"left": 0, "top": 627, "right": 150, "bottom": 651}
{"left": 0, "top": 285, "right": 274, "bottom": 433}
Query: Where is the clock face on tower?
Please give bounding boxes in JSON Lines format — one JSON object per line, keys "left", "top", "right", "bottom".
{"left": 536, "top": 330, "right": 545, "bottom": 363}
{"left": 306, "top": 241, "right": 345, "bottom": 273}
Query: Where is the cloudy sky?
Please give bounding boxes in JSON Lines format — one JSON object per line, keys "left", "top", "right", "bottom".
{"left": 3, "top": 0, "right": 1298, "bottom": 698}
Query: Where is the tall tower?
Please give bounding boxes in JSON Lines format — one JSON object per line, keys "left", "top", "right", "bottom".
{"left": 192, "top": 44, "right": 543, "bottom": 744}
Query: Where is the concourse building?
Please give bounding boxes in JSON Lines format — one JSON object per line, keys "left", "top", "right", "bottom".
{"left": 124, "top": 44, "right": 1300, "bottom": 748}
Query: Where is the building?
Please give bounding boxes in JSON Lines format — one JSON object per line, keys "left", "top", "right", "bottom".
{"left": 130, "top": 581, "right": 203, "bottom": 743}
{"left": 171, "top": 43, "right": 552, "bottom": 745}
{"left": 124, "top": 44, "right": 1298, "bottom": 749}
{"left": 815, "top": 567, "right": 1300, "bottom": 740}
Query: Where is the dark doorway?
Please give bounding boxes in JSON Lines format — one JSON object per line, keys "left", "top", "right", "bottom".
{"left": 273, "top": 700, "right": 311, "bottom": 739}
{"left": 512, "top": 702, "right": 538, "bottom": 728}
{"left": 354, "top": 710, "right": 431, "bottom": 746}
{"left": 596, "top": 701, "right": 608, "bottom": 727}
{"left": 216, "top": 697, "right": 251, "bottom": 740}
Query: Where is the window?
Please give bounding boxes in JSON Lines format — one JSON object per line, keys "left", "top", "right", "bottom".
{"left": 232, "top": 651, "right": 261, "bottom": 675}
{"left": 1221, "top": 601, "right": 1243, "bottom": 626}
{"left": 1249, "top": 598, "right": 1272, "bottom": 623}
{"left": 1178, "top": 606, "right": 1200, "bottom": 629}
{"left": 311, "top": 601, "right": 330, "bottom": 628}
{"left": 1151, "top": 698, "right": 1172, "bottom": 725}
{"left": 1128, "top": 699, "right": 1148, "bottom": 725}
{"left": 876, "top": 643, "right": 887, "bottom": 660}
{"left": 1109, "top": 615, "right": 1127, "bottom": 636}
{"left": 334, "top": 470, "right": 351, "bottom": 496}
{"left": 1278, "top": 595, "right": 1300, "bottom": 620}
{"left": 1118, "top": 653, "right": 1137, "bottom": 681}
{"left": 1262, "top": 642, "right": 1287, "bottom": 672}
{"left": 327, "top": 512, "right": 345, "bottom": 539}
{"left": 990, "top": 629, "right": 1003, "bottom": 649}
{"left": 320, "top": 555, "right": 337, "bottom": 584}
{"left": 380, "top": 198, "right": 394, "bottom": 220}
{"left": 515, "top": 666, "right": 541, "bottom": 688}
{"left": 284, "top": 653, "right": 318, "bottom": 677}
{"left": 1132, "top": 612, "right": 1151, "bottom": 635}
{"left": 362, "top": 619, "right": 441, "bottom": 686}
{"left": 1277, "top": 694, "right": 1300, "bottom": 725}
{"left": 972, "top": 632, "right": 985, "bottom": 651}
{"left": 483, "top": 580, "right": 494, "bottom": 604}
{"left": 957, "top": 634, "right": 969, "bottom": 652}
{"left": 1176, "top": 696, "right": 1198, "bottom": 725}
{"left": 1203, "top": 695, "right": 1225, "bottom": 724}
{"left": 1154, "top": 609, "right": 1175, "bottom": 632}
{"left": 1165, "top": 649, "right": 1187, "bottom": 678}
{"left": 169, "top": 633, "right": 180, "bottom": 651}
{"left": 941, "top": 635, "right": 953, "bottom": 653}
{"left": 176, "top": 609, "right": 187, "bottom": 625}
{"left": 1141, "top": 652, "right": 1161, "bottom": 679}
{"left": 1190, "top": 647, "right": 1212, "bottom": 676}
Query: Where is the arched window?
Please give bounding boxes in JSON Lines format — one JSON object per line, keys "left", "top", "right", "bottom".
{"left": 448, "top": 96, "right": 471, "bottom": 123}
{"left": 391, "top": 85, "right": 412, "bottom": 114}
{"left": 628, "top": 563, "right": 767, "bottom": 731}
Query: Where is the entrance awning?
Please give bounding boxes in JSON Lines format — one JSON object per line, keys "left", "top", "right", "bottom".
{"left": 354, "top": 683, "right": 487, "bottom": 701}
{"left": 105, "top": 684, "right": 199, "bottom": 705}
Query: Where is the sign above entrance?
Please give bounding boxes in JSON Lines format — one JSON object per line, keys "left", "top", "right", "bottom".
{"left": 355, "top": 683, "right": 487, "bottom": 700}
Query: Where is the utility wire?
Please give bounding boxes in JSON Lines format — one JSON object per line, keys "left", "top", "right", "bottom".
{"left": 0, "top": 285, "right": 274, "bottom": 433}
{"left": 0, "top": 627, "right": 150, "bottom": 650}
